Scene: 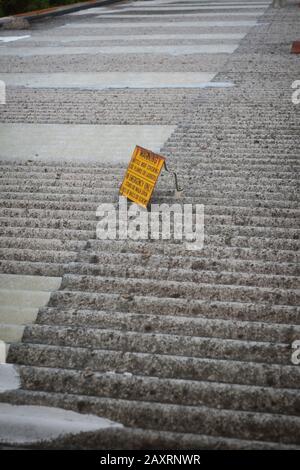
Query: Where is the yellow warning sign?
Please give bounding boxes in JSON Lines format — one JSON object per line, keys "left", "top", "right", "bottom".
{"left": 120, "top": 145, "right": 165, "bottom": 208}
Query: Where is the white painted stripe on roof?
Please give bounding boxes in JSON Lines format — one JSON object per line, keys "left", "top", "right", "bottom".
{"left": 23, "top": 33, "right": 246, "bottom": 42}
{"left": 0, "top": 274, "right": 62, "bottom": 362}
{"left": 130, "top": 1, "right": 270, "bottom": 5}
{"left": 132, "top": 0, "right": 271, "bottom": 4}
{"left": 0, "top": 289, "right": 52, "bottom": 307}
{"left": 96, "top": 12, "right": 264, "bottom": 18}
{"left": 61, "top": 20, "right": 259, "bottom": 28}
{"left": 0, "top": 306, "right": 39, "bottom": 325}
{"left": 97, "top": 5, "right": 268, "bottom": 12}
{"left": 0, "top": 44, "right": 239, "bottom": 56}
{"left": 0, "top": 340, "right": 7, "bottom": 364}
{"left": 0, "top": 35, "right": 30, "bottom": 43}
{"left": 0, "top": 364, "right": 20, "bottom": 392}
{"left": 129, "top": 0, "right": 271, "bottom": 3}
{"left": 0, "top": 324, "right": 25, "bottom": 343}
{"left": 0, "top": 274, "right": 62, "bottom": 291}
{"left": 0, "top": 72, "right": 217, "bottom": 88}
{"left": 69, "top": 1, "right": 271, "bottom": 14}
{"left": 0, "top": 404, "right": 123, "bottom": 444}
{"left": 0, "top": 124, "right": 175, "bottom": 164}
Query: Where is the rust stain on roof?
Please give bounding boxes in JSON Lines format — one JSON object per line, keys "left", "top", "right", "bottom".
{"left": 291, "top": 41, "right": 300, "bottom": 53}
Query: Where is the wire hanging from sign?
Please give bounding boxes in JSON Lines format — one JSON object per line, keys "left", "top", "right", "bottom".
{"left": 120, "top": 145, "right": 184, "bottom": 208}
{"left": 163, "top": 160, "right": 184, "bottom": 198}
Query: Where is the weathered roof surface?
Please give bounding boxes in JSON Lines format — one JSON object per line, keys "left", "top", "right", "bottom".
{"left": 0, "top": 0, "right": 299, "bottom": 449}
